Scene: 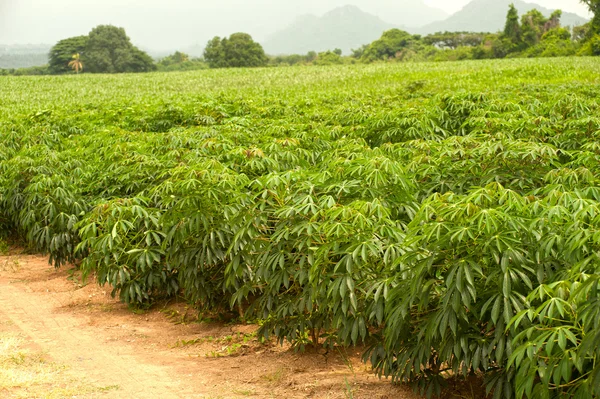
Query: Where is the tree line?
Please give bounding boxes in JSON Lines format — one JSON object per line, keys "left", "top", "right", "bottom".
{"left": 1, "top": 1, "right": 599, "bottom": 76}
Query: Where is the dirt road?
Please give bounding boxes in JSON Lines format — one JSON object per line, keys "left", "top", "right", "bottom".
{"left": 0, "top": 252, "right": 416, "bottom": 399}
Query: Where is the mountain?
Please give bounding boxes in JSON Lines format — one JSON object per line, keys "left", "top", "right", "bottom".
{"left": 417, "top": 0, "right": 588, "bottom": 34}
{"left": 262, "top": 5, "right": 399, "bottom": 55}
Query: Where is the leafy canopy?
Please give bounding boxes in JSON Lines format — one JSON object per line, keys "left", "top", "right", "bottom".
{"left": 361, "top": 29, "right": 419, "bottom": 62}
{"left": 48, "top": 35, "right": 88, "bottom": 74}
{"left": 203, "top": 33, "right": 268, "bottom": 68}
{"left": 84, "top": 25, "right": 156, "bottom": 74}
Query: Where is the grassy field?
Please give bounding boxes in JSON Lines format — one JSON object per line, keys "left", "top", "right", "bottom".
{"left": 1, "top": 58, "right": 600, "bottom": 398}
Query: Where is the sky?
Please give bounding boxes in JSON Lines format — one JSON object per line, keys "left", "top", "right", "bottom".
{"left": 0, "top": 0, "right": 592, "bottom": 51}
{"left": 423, "top": 0, "right": 589, "bottom": 15}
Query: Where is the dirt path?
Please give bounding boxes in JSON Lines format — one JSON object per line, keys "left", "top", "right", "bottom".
{"left": 0, "top": 282, "right": 206, "bottom": 398}
{"left": 0, "top": 252, "right": 418, "bottom": 399}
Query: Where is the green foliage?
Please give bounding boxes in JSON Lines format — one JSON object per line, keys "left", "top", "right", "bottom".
{"left": 269, "top": 50, "right": 355, "bottom": 67}
{"left": 361, "top": 29, "right": 419, "bottom": 62}
{"left": 2, "top": 59, "right": 600, "bottom": 397}
{"left": 573, "top": 23, "right": 591, "bottom": 42}
{"left": 0, "top": 65, "right": 51, "bottom": 76}
{"left": 520, "top": 9, "right": 548, "bottom": 47}
{"left": 159, "top": 51, "right": 189, "bottom": 65}
{"left": 503, "top": 4, "right": 522, "bottom": 46}
{"left": 306, "top": 51, "right": 317, "bottom": 62}
{"left": 77, "top": 197, "right": 176, "bottom": 304}
{"left": 424, "top": 32, "right": 486, "bottom": 49}
{"left": 313, "top": 51, "right": 344, "bottom": 65}
{"left": 581, "top": 0, "right": 600, "bottom": 37}
{"left": 85, "top": 25, "right": 156, "bottom": 73}
{"left": 522, "top": 28, "right": 575, "bottom": 58}
{"left": 269, "top": 53, "right": 312, "bottom": 66}
{"left": 350, "top": 45, "right": 369, "bottom": 59}
{"left": 432, "top": 45, "right": 493, "bottom": 62}
{"left": 204, "top": 33, "right": 268, "bottom": 68}
{"left": 591, "top": 34, "right": 600, "bottom": 55}
{"left": 157, "top": 52, "right": 207, "bottom": 72}
{"left": 0, "top": 239, "right": 9, "bottom": 255}
{"left": 520, "top": 10, "right": 562, "bottom": 48}
{"left": 48, "top": 35, "right": 88, "bottom": 74}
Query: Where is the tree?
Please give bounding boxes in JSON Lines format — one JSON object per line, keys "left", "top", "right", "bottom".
{"left": 424, "top": 31, "right": 486, "bottom": 49}
{"left": 350, "top": 44, "right": 368, "bottom": 59}
{"left": 503, "top": 4, "right": 521, "bottom": 46}
{"left": 361, "top": 29, "right": 417, "bottom": 62}
{"left": 581, "top": 0, "right": 600, "bottom": 36}
{"left": 523, "top": 27, "right": 574, "bottom": 57}
{"left": 156, "top": 51, "right": 207, "bottom": 72}
{"left": 521, "top": 9, "right": 549, "bottom": 46}
{"left": 48, "top": 35, "right": 88, "bottom": 74}
{"left": 84, "top": 25, "right": 155, "bottom": 73}
{"left": 68, "top": 53, "right": 83, "bottom": 74}
{"left": 159, "top": 51, "right": 189, "bottom": 66}
{"left": 547, "top": 10, "right": 562, "bottom": 31}
{"left": 573, "top": 24, "right": 591, "bottom": 41}
{"left": 203, "top": 33, "right": 268, "bottom": 68}
{"left": 313, "top": 50, "right": 343, "bottom": 65}
{"left": 203, "top": 37, "right": 226, "bottom": 68}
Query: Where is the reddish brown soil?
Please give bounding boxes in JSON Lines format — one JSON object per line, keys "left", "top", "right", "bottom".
{"left": 0, "top": 251, "right": 421, "bottom": 399}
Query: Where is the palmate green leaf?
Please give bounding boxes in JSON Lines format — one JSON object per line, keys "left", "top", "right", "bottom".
{"left": 3, "top": 59, "right": 600, "bottom": 398}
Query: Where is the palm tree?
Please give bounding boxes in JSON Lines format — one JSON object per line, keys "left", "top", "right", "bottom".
{"left": 68, "top": 53, "right": 83, "bottom": 74}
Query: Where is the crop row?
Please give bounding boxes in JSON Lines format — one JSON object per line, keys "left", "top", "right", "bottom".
{"left": 1, "top": 60, "right": 600, "bottom": 398}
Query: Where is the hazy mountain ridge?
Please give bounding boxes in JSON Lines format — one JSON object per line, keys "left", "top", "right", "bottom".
{"left": 0, "top": 44, "right": 51, "bottom": 69}
{"left": 0, "top": 44, "right": 51, "bottom": 55}
{"left": 262, "top": 5, "right": 399, "bottom": 55}
{"left": 0, "top": 54, "right": 48, "bottom": 69}
{"left": 417, "top": 0, "right": 588, "bottom": 34}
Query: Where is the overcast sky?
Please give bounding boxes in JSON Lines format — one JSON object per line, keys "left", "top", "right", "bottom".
{"left": 424, "top": 0, "right": 589, "bottom": 15}
{"left": 0, "top": 0, "right": 591, "bottom": 51}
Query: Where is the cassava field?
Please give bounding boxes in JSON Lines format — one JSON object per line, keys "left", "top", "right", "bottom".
{"left": 1, "top": 58, "right": 600, "bottom": 398}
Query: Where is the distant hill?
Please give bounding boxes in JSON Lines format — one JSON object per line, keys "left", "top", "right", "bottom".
{"left": 0, "top": 44, "right": 51, "bottom": 54}
{"left": 0, "top": 54, "right": 48, "bottom": 69}
{"left": 262, "top": 5, "right": 399, "bottom": 55}
{"left": 417, "top": 0, "right": 588, "bottom": 34}
{"left": 0, "top": 44, "right": 50, "bottom": 69}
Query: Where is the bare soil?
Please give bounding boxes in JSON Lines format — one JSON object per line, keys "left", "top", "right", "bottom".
{"left": 0, "top": 251, "right": 420, "bottom": 399}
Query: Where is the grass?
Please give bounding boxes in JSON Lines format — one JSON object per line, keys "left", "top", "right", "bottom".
{"left": 261, "top": 369, "right": 286, "bottom": 384}
{"left": 0, "top": 240, "right": 9, "bottom": 256}
{"left": 0, "top": 332, "right": 119, "bottom": 398}
{"left": 0, "top": 257, "right": 20, "bottom": 274}
{"left": 231, "top": 388, "right": 256, "bottom": 396}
